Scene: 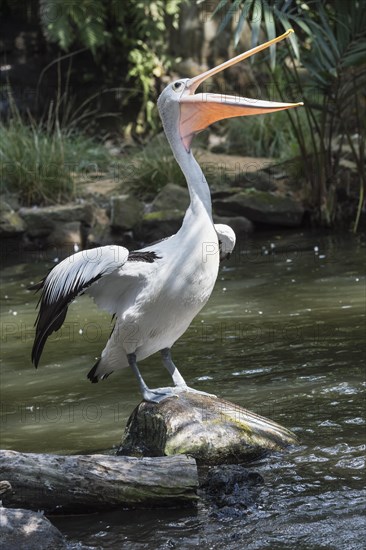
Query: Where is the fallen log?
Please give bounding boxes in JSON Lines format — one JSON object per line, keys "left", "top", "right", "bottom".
{"left": 118, "top": 392, "right": 298, "bottom": 464}
{"left": 0, "top": 451, "right": 198, "bottom": 514}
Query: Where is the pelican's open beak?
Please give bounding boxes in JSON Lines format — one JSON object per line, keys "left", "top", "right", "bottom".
{"left": 179, "top": 29, "right": 303, "bottom": 151}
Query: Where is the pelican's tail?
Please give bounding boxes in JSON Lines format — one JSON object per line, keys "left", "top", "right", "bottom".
{"left": 87, "top": 359, "right": 114, "bottom": 383}
{"left": 87, "top": 320, "right": 131, "bottom": 382}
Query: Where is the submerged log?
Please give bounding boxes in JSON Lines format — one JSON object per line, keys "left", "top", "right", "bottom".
{"left": 118, "top": 392, "right": 298, "bottom": 464}
{"left": 0, "top": 451, "right": 198, "bottom": 513}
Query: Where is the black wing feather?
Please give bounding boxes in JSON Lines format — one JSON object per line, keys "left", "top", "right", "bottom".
{"left": 30, "top": 244, "right": 148, "bottom": 368}
{"left": 127, "top": 251, "right": 160, "bottom": 263}
{"left": 31, "top": 273, "right": 103, "bottom": 367}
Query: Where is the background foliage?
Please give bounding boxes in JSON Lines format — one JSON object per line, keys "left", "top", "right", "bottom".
{"left": 213, "top": 0, "right": 366, "bottom": 229}
{"left": 39, "top": 0, "right": 183, "bottom": 132}
{"left": 1, "top": 0, "right": 365, "bottom": 229}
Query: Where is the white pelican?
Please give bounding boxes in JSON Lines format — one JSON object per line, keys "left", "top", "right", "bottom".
{"left": 32, "top": 30, "right": 302, "bottom": 402}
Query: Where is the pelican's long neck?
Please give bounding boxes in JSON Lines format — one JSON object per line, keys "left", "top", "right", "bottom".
{"left": 163, "top": 118, "right": 212, "bottom": 219}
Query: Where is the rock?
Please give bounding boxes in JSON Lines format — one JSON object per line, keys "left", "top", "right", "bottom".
{"left": 133, "top": 183, "right": 189, "bottom": 243}
{"left": 19, "top": 203, "right": 94, "bottom": 236}
{"left": 0, "top": 201, "right": 25, "bottom": 237}
{"left": 47, "top": 221, "right": 88, "bottom": 248}
{"left": 87, "top": 207, "right": 112, "bottom": 246}
{"left": 151, "top": 183, "right": 190, "bottom": 213}
{"left": 214, "top": 190, "right": 304, "bottom": 227}
{"left": 19, "top": 203, "right": 94, "bottom": 248}
{"left": 201, "top": 465, "right": 263, "bottom": 517}
{"left": 0, "top": 507, "right": 67, "bottom": 550}
{"left": 118, "top": 392, "right": 298, "bottom": 465}
{"left": 0, "top": 480, "right": 12, "bottom": 495}
{"left": 211, "top": 188, "right": 242, "bottom": 200}
{"left": 110, "top": 194, "right": 143, "bottom": 231}
{"left": 135, "top": 210, "right": 185, "bottom": 243}
{"left": 0, "top": 193, "right": 20, "bottom": 211}
{"left": 234, "top": 169, "right": 277, "bottom": 192}
{"left": 213, "top": 214, "right": 253, "bottom": 235}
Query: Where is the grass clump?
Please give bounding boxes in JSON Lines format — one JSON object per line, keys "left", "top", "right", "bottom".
{"left": 0, "top": 115, "right": 73, "bottom": 206}
{"left": 0, "top": 98, "right": 112, "bottom": 206}
{"left": 125, "top": 134, "right": 195, "bottom": 200}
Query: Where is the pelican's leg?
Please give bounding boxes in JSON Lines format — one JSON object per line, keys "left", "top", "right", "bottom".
{"left": 161, "top": 348, "right": 187, "bottom": 386}
{"left": 160, "top": 348, "right": 217, "bottom": 398}
{"left": 127, "top": 353, "right": 177, "bottom": 403}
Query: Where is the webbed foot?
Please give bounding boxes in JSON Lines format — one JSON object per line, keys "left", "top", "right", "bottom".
{"left": 142, "top": 386, "right": 179, "bottom": 403}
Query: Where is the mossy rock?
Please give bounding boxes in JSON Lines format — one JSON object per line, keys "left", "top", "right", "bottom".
{"left": 143, "top": 209, "right": 185, "bottom": 222}
{"left": 135, "top": 208, "right": 185, "bottom": 243}
{"left": 19, "top": 203, "right": 94, "bottom": 238}
{"left": 151, "top": 183, "right": 189, "bottom": 213}
{"left": 110, "top": 194, "right": 143, "bottom": 230}
{"left": 213, "top": 189, "right": 304, "bottom": 227}
{"left": 0, "top": 201, "right": 25, "bottom": 237}
{"left": 118, "top": 393, "right": 298, "bottom": 465}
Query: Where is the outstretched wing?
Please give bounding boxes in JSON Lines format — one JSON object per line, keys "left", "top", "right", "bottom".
{"left": 31, "top": 245, "right": 129, "bottom": 367}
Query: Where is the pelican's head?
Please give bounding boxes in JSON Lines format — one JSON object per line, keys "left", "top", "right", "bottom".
{"left": 158, "top": 29, "right": 303, "bottom": 152}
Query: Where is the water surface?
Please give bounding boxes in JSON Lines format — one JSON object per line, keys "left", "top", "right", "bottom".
{"left": 1, "top": 231, "right": 365, "bottom": 549}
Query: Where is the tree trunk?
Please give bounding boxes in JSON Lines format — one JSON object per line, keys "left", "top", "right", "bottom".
{"left": 0, "top": 451, "right": 198, "bottom": 514}
{"left": 118, "top": 392, "right": 298, "bottom": 464}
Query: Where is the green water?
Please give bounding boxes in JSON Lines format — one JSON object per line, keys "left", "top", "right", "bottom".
{"left": 1, "top": 231, "right": 365, "bottom": 549}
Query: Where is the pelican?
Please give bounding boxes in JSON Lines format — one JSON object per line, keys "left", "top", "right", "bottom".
{"left": 31, "top": 30, "right": 302, "bottom": 402}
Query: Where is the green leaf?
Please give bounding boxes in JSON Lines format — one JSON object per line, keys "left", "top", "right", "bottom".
{"left": 212, "top": 0, "right": 228, "bottom": 18}
{"left": 291, "top": 17, "right": 312, "bottom": 38}
{"left": 263, "top": 4, "right": 277, "bottom": 69}
{"left": 251, "top": 0, "right": 262, "bottom": 49}
{"left": 234, "top": 0, "right": 254, "bottom": 48}
{"left": 309, "top": 21, "right": 337, "bottom": 70}
{"left": 276, "top": 11, "right": 299, "bottom": 60}
{"left": 318, "top": 4, "right": 339, "bottom": 58}
{"left": 341, "top": 42, "right": 366, "bottom": 68}
{"left": 218, "top": 0, "right": 242, "bottom": 34}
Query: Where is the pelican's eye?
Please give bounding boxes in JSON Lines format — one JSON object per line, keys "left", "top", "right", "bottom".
{"left": 173, "top": 81, "right": 182, "bottom": 92}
